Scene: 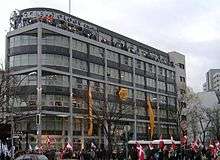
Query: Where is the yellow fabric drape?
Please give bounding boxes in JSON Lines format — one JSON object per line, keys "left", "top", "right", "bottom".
{"left": 87, "top": 87, "right": 93, "bottom": 136}
{"left": 147, "top": 96, "right": 155, "bottom": 139}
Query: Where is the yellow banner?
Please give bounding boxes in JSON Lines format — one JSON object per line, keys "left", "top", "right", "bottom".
{"left": 147, "top": 96, "right": 155, "bottom": 139}
{"left": 87, "top": 87, "right": 93, "bottom": 136}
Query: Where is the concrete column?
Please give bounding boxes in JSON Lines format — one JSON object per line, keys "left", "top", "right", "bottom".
{"left": 69, "top": 37, "right": 73, "bottom": 144}
{"left": 133, "top": 56, "right": 137, "bottom": 140}
{"left": 37, "top": 23, "right": 42, "bottom": 146}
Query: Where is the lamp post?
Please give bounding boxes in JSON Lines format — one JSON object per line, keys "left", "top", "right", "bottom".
{"left": 10, "top": 71, "right": 37, "bottom": 158}
{"left": 152, "top": 96, "right": 161, "bottom": 138}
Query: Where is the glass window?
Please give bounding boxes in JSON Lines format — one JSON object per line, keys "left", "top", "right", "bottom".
{"left": 135, "top": 74, "right": 145, "bottom": 85}
{"left": 167, "top": 83, "right": 175, "bottom": 93}
{"left": 72, "top": 39, "right": 87, "bottom": 53}
{"left": 41, "top": 54, "right": 69, "bottom": 67}
{"left": 89, "top": 45, "right": 104, "bottom": 58}
{"left": 42, "top": 35, "right": 69, "bottom": 48}
{"left": 158, "top": 81, "right": 166, "bottom": 91}
{"left": 135, "top": 60, "right": 144, "bottom": 70}
{"left": 136, "top": 90, "right": 145, "bottom": 100}
{"left": 89, "top": 63, "right": 104, "bottom": 76}
{"left": 168, "top": 97, "right": 175, "bottom": 106}
{"left": 158, "top": 67, "right": 165, "bottom": 76}
{"left": 121, "top": 71, "right": 132, "bottom": 82}
{"left": 72, "top": 58, "right": 87, "bottom": 71}
{"left": 107, "top": 84, "right": 117, "bottom": 95}
{"left": 107, "top": 67, "right": 119, "bottom": 79}
{"left": 120, "top": 55, "right": 132, "bottom": 66}
{"left": 9, "top": 35, "right": 37, "bottom": 48}
{"left": 146, "top": 78, "right": 156, "bottom": 88}
{"left": 106, "top": 50, "right": 119, "bottom": 63}
{"left": 146, "top": 63, "right": 156, "bottom": 73}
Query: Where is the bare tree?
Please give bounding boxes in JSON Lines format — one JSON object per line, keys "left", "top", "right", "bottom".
{"left": 86, "top": 86, "right": 131, "bottom": 159}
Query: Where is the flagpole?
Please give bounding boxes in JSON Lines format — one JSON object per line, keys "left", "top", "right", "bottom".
{"left": 69, "top": 0, "right": 71, "bottom": 14}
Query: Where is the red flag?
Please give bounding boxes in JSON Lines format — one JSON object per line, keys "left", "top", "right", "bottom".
{"left": 159, "top": 134, "right": 164, "bottom": 150}
{"left": 136, "top": 142, "right": 144, "bottom": 160}
{"left": 171, "top": 136, "right": 176, "bottom": 150}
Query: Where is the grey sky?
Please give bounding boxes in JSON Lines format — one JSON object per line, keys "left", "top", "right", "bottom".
{"left": 1, "top": 0, "right": 220, "bottom": 92}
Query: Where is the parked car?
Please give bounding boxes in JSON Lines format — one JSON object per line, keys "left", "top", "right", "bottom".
{"left": 15, "top": 154, "right": 48, "bottom": 160}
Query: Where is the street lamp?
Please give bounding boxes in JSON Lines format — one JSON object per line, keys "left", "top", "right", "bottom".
{"left": 10, "top": 71, "right": 37, "bottom": 158}
{"left": 152, "top": 97, "right": 161, "bottom": 138}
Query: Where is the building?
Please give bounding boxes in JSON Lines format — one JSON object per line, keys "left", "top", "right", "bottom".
{"left": 168, "top": 52, "right": 186, "bottom": 136}
{"left": 6, "top": 8, "right": 179, "bottom": 149}
{"left": 203, "top": 69, "right": 220, "bottom": 91}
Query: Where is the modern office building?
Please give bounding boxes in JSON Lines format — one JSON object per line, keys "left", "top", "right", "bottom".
{"left": 203, "top": 69, "right": 220, "bottom": 91}
{"left": 6, "top": 8, "right": 178, "bottom": 148}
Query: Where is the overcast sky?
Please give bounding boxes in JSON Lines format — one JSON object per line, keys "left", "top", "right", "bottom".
{"left": 1, "top": 0, "right": 220, "bottom": 92}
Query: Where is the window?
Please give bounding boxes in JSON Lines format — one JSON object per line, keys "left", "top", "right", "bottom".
{"left": 120, "top": 55, "right": 132, "bottom": 66}
{"left": 180, "top": 76, "right": 185, "bottom": 82}
{"left": 179, "top": 63, "right": 185, "bottom": 69}
{"left": 42, "top": 35, "right": 69, "bottom": 48}
{"left": 41, "top": 54, "right": 69, "bottom": 67}
{"left": 107, "top": 67, "right": 119, "bottom": 79}
{"left": 157, "top": 67, "right": 165, "bottom": 76}
{"left": 42, "top": 75, "right": 69, "bottom": 87}
{"left": 9, "top": 54, "right": 37, "bottom": 67}
{"left": 106, "top": 50, "right": 119, "bottom": 63}
{"left": 135, "top": 74, "right": 145, "bottom": 85}
{"left": 136, "top": 90, "right": 145, "bottom": 100}
{"left": 90, "top": 81, "right": 104, "bottom": 93}
{"left": 9, "top": 35, "right": 37, "bottom": 48}
{"left": 107, "top": 84, "right": 117, "bottom": 95}
{"left": 90, "top": 63, "right": 104, "bottom": 76}
{"left": 121, "top": 71, "right": 132, "bottom": 82}
{"left": 167, "top": 70, "right": 175, "bottom": 79}
{"left": 167, "top": 83, "right": 175, "bottom": 93}
{"left": 72, "top": 39, "right": 87, "bottom": 53}
{"left": 146, "top": 63, "right": 156, "bottom": 73}
{"left": 72, "top": 58, "right": 87, "bottom": 71}
{"left": 158, "top": 81, "right": 166, "bottom": 91}
{"left": 72, "top": 77, "right": 87, "bottom": 90}
{"left": 135, "top": 60, "right": 144, "bottom": 70}
{"left": 167, "top": 97, "right": 175, "bottom": 106}
{"left": 89, "top": 45, "right": 104, "bottom": 58}
{"left": 146, "top": 78, "right": 156, "bottom": 88}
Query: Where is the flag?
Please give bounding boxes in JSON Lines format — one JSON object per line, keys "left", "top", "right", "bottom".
{"left": 66, "top": 142, "right": 73, "bottom": 150}
{"left": 87, "top": 86, "right": 93, "bottom": 136}
{"left": 147, "top": 96, "right": 155, "bottom": 139}
{"left": 159, "top": 134, "right": 164, "bottom": 150}
{"left": 170, "top": 135, "right": 176, "bottom": 150}
{"left": 136, "top": 142, "right": 144, "bottom": 160}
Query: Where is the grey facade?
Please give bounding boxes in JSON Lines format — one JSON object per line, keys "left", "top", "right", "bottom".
{"left": 6, "top": 8, "right": 178, "bottom": 148}
{"left": 204, "top": 69, "right": 220, "bottom": 91}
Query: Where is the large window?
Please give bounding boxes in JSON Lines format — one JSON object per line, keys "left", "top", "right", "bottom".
{"left": 72, "top": 58, "right": 87, "bottom": 71}
{"left": 158, "top": 81, "right": 166, "bottom": 91}
{"left": 72, "top": 39, "right": 87, "bottom": 53}
{"left": 146, "top": 78, "right": 156, "bottom": 88}
{"left": 120, "top": 55, "right": 132, "bottom": 67}
{"left": 72, "top": 77, "right": 87, "bottom": 90}
{"left": 9, "top": 35, "right": 37, "bottom": 48}
{"left": 42, "top": 35, "right": 69, "bottom": 48}
{"left": 121, "top": 71, "right": 132, "bottom": 82}
{"left": 42, "top": 95, "right": 69, "bottom": 107}
{"left": 157, "top": 67, "right": 166, "bottom": 76}
{"left": 146, "top": 63, "right": 156, "bottom": 73}
{"left": 107, "top": 67, "right": 119, "bottom": 79}
{"left": 9, "top": 54, "right": 37, "bottom": 67}
{"left": 41, "top": 54, "right": 69, "bottom": 67}
{"left": 106, "top": 50, "right": 119, "bottom": 63}
{"left": 167, "top": 83, "right": 175, "bottom": 93}
{"left": 167, "top": 70, "right": 175, "bottom": 79}
{"left": 167, "top": 97, "right": 175, "bottom": 106}
{"left": 90, "top": 63, "right": 104, "bottom": 76}
{"left": 89, "top": 45, "right": 104, "bottom": 58}
{"left": 135, "top": 60, "right": 144, "bottom": 70}
{"left": 90, "top": 81, "right": 104, "bottom": 93}
{"left": 42, "top": 75, "right": 69, "bottom": 87}
{"left": 136, "top": 90, "right": 145, "bottom": 100}
{"left": 135, "top": 74, "right": 145, "bottom": 85}
{"left": 107, "top": 84, "right": 118, "bottom": 95}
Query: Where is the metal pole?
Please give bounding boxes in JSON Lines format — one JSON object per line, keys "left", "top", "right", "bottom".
{"left": 157, "top": 96, "right": 161, "bottom": 138}
{"left": 125, "top": 131, "right": 128, "bottom": 160}
{"left": 69, "top": 0, "right": 71, "bottom": 14}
